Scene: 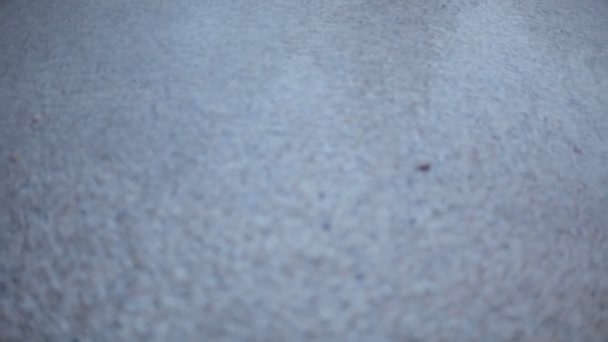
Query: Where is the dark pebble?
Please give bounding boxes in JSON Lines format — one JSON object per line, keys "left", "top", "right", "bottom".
{"left": 416, "top": 163, "right": 431, "bottom": 172}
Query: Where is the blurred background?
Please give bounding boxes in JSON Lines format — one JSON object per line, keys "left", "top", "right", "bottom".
{"left": 1, "top": 0, "right": 607, "bottom": 340}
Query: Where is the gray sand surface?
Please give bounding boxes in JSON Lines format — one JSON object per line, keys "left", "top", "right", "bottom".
{"left": 1, "top": 0, "right": 607, "bottom": 340}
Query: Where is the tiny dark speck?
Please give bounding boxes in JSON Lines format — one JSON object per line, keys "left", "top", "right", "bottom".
{"left": 355, "top": 273, "right": 365, "bottom": 281}
{"left": 322, "top": 221, "right": 331, "bottom": 231}
{"left": 573, "top": 145, "right": 583, "bottom": 155}
{"left": 8, "top": 154, "right": 19, "bottom": 163}
{"left": 416, "top": 163, "right": 431, "bottom": 172}
{"left": 30, "top": 115, "right": 41, "bottom": 126}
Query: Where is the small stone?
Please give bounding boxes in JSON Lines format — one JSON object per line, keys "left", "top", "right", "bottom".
{"left": 416, "top": 163, "right": 431, "bottom": 172}
{"left": 8, "top": 153, "right": 19, "bottom": 164}
{"left": 31, "top": 115, "right": 42, "bottom": 126}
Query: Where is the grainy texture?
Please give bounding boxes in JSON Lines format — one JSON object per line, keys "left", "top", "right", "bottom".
{"left": 1, "top": 0, "right": 607, "bottom": 340}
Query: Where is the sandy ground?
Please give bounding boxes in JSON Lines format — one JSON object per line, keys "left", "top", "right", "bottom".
{"left": 1, "top": 0, "right": 607, "bottom": 340}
